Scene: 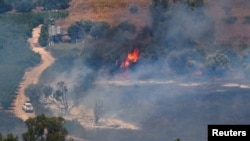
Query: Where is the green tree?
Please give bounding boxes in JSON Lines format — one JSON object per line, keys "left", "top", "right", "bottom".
{"left": 173, "top": 0, "right": 204, "bottom": 9}
{"left": 39, "top": 24, "right": 49, "bottom": 47}
{"left": 22, "top": 114, "right": 68, "bottom": 141}
{"left": 152, "top": 0, "right": 168, "bottom": 9}
{"left": 25, "top": 84, "right": 42, "bottom": 101}
{"left": 42, "top": 85, "right": 53, "bottom": 100}
{"left": 0, "top": 0, "right": 12, "bottom": 13}
{"left": 174, "top": 138, "right": 181, "bottom": 141}
{"left": 89, "top": 22, "right": 110, "bottom": 39}
{"left": 0, "top": 133, "right": 18, "bottom": 141}
{"left": 14, "top": 0, "right": 34, "bottom": 13}
{"left": 37, "top": 0, "right": 70, "bottom": 10}
{"left": 67, "top": 20, "right": 95, "bottom": 42}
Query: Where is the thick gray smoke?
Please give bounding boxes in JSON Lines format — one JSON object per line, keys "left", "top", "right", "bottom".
{"left": 45, "top": 1, "right": 250, "bottom": 141}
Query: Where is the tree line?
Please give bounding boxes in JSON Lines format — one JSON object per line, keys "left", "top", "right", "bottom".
{"left": 0, "top": 114, "right": 68, "bottom": 141}
{"left": 0, "top": 0, "right": 71, "bottom": 13}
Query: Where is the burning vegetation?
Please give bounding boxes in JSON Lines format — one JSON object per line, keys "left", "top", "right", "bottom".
{"left": 120, "top": 48, "right": 140, "bottom": 68}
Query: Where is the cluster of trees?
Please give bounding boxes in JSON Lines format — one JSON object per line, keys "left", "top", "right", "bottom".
{"left": 23, "top": 114, "right": 67, "bottom": 141}
{"left": 0, "top": 10, "right": 67, "bottom": 108}
{"left": 0, "top": 9, "right": 68, "bottom": 108}
{"left": 0, "top": 0, "right": 71, "bottom": 13}
{"left": 59, "top": 0, "right": 234, "bottom": 78}
{"left": 42, "top": 0, "right": 240, "bottom": 80}
{"left": 0, "top": 133, "right": 18, "bottom": 141}
{"left": 25, "top": 81, "right": 70, "bottom": 113}
{"left": 0, "top": 14, "right": 43, "bottom": 108}
{"left": 67, "top": 20, "right": 111, "bottom": 42}
{"left": 0, "top": 114, "right": 68, "bottom": 141}
{"left": 66, "top": 20, "right": 137, "bottom": 73}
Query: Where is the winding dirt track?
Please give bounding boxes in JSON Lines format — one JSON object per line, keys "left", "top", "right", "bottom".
{"left": 13, "top": 25, "right": 55, "bottom": 121}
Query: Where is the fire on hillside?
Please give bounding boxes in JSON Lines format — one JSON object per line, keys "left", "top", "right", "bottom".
{"left": 120, "top": 48, "right": 140, "bottom": 69}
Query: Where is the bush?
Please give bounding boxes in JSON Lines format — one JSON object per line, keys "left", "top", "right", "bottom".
{"left": 67, "top": 20, "right": 95, "bottom": 42}
{"left": 0, "top": 0, "right": 12, "bottom": 13}
{"left": 39, "top": 24, "right": 49, "bottom": 46}
{"left": 38, "top": 0, "right": 71, "bottom": 10}
{"left": 222, "top": 16, "right": 237, "bottom": 24}
{"left": 14, "top": 0, "right": 34, "bottom": 13}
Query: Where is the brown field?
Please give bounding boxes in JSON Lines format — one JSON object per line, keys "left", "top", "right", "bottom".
{"left": 204, "top": 0, "right": 250, "bottom": 54}
{"left": 56, "top": 0, "right": 152, "bottom": 29}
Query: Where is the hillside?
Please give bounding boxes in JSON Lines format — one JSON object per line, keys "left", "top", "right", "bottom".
{"left": 56, "top": 0, "right": 152, "bottom": 29}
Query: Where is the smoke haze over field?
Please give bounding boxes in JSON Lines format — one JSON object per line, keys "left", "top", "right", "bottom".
{"left": 39, "top": 1, "right": 250, "bottom": 141}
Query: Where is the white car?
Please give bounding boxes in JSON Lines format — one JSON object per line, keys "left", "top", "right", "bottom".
{"left": 22, "top": 102, "right": 34, "bottom": 113}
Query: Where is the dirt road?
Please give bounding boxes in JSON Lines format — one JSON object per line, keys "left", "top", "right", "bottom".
{"left": 13, "top": 25, "right": 55, "bottom": 121}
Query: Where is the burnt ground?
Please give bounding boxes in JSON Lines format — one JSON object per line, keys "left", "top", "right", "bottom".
{"left": 66, "top": 79, "right": 250, "bottom": 141}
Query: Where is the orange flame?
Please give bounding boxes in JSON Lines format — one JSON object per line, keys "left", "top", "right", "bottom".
{"left": 120, "top": 48, "right": 139, "bottom": 68}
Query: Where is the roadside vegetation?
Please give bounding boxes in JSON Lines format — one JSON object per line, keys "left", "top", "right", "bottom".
{"left": 0, "top": 114, "right": 68, "bottom": 141}
{"left": 0, "top": 1, "right": 69, "bottom": 109}
{"left": 0, "top": 0, "right": 70, "bottom": 13}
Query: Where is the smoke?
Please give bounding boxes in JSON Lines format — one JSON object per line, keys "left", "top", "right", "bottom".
{"left": 41, "top": 1, "right": 250, "bottom": 141}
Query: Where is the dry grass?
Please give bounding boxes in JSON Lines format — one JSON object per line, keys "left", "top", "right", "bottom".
{"left": 204, "top": 0, "right": 250, "bottom": 55}
{"left": 56, "top": 0, "right": 152, "bottom": 29}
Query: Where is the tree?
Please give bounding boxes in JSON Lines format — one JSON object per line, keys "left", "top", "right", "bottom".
{"left": 116, "top": 21, "right": 136, "bottom": 34}
{"left": 174, "top": 138, "right": 181, "bottom": 141}
{"left": 152, "top": 0, "right": 168, "bottom": 9}
{"left": 37, "top": 0, "right": 70, "bottom": 10}
{"left": 67, "top": 20, "right": 95, "bottom": 42}
{"left": 22, "top": 114, "right": 67, "bottom": 141}
{"left": 173, "top": 0, "right": 204, "bottom": 9}
{"left": 42, "top": 85, "right": 53, "bottom": 100}
{"left": 89, "top": 22, "right": 110, "bottom": 39}
{"left": 205, "top": 53, "right": 230, "bottom": 76}
{"left": 0, "top": 133, "right": 18, "bottom": 141}
{"left": 94, "top": 99, "right": 103, "bottom": 125}
{"left": 25, "top": 84, "right": 43, "bottom": 101}
{"left": 53, "top": 81, "right": 68, "bottom": 112}
{"left": 0, "top": 0, "right": 12, "bottom": 13}
{"left": 38, "top": 24, "right": 49, "bottom": 47}
{"left": 14, "top": 0, "right": 34, "bottom": 13}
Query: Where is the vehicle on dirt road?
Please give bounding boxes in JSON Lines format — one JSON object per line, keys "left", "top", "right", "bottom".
{"left": 22, "top": 102, "right": 34, "bottom": 113}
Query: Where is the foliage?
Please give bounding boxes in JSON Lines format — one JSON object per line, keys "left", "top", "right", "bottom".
{"left": 13, "top": 0, "right": 35, "bottom": 13}
{"left": 0, "top": 0, "right": 71, "bottom": 13}
{"left": 54, "top": 81, "right": 68, "bottom": 107}
{"left": 243, "top": 16, "right": 250, "bottom": 24}
{"left": 36, "top": 0, "right": 71, "bottom": 10}
{"left": 89, "top": 22, "right": 110, "bottom": 39}
{"left": 22, "top": 114, "right": 68, "bottom": 141}
{"left": 0, "top": 0, "right": 12, "bottom": 13}
{"left": 0, "top": 112, "right": 26, "bottom": 137}
{"left": 152, "top": 0, "right": 168, "bottom": 9}
{"left": 42, "top": 85, "right": 53, "bottom": 99}
{"left": 174, "top": 138, "right": 181, "bottom": 141}
{"left": 222, "top": 16, "right": 237, "bottom": 24}
{"left": 204, "top": 53, "right": 230, "bottom": 76}
{"left": 0, "top": 10, "right": 68, "bottom": 108}
{"left": 173, "top": 0, "right": 204, "bottom": 8}
{"left": 0, "top": 133, "right": 18, "bottom": 141}
{"left": 25, "top": 84, "right": 54, "bottom": 102}
{"left": 24, "top": 84, "right": 43, "bottom": 102}
{"left": 67, "top": 20, "right": 96, "bottom": 42}
{"left": 168, "top": 49, "right": 201, "bottom": 75}
{"left": 0, "top": 14, "right": 43, "bottom": 108}
{"left": 39, "top": 24, "right": 49, "bottom": 46}
{"left": 116, "top": 21, "right": 136, "bottom": 34}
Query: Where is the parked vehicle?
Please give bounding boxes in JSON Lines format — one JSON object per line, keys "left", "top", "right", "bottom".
{"left": 22, "top": 102, "right": 34, "bottom": 112}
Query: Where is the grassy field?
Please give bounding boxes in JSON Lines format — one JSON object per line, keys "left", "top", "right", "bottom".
{"left": 56, "top": 0, "right": 152, "bottom": 29}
